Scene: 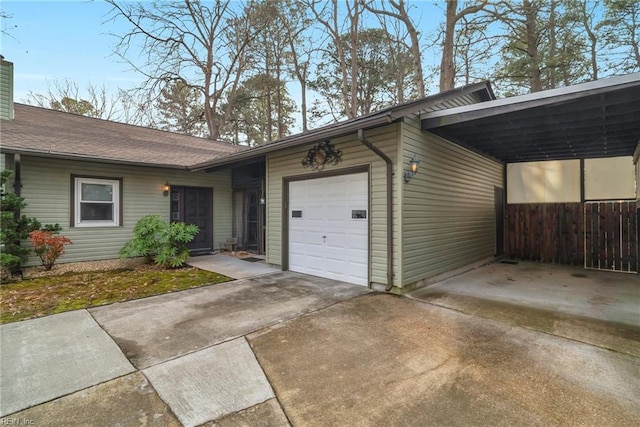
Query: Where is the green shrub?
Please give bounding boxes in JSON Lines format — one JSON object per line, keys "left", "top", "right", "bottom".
{"left": 120, "top": 215, "right": 198, "bottom": 268}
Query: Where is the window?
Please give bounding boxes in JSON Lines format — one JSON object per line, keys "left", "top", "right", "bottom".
{"left": 351, "top": 209, "right": 367, "bottom": 219}
{"left": 73, "top": 176, "right": 121, "bottom": 227}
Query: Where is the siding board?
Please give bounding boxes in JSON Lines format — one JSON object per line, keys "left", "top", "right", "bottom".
{"left": 19, "top": 156, "right": 232, "bottom": 266}
{"left": 401, "top": 115, "right": 503, "bottom": 286}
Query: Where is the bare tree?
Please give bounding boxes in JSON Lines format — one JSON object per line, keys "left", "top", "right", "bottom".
{"left": 282, "top": 0, "right": 315, "bottom": 132}
{"left": 600, "top": 0, "right": 640, "bottom": 74}
{"left": 579, "top": 0, "right": 601, "bottom": 80}
{"left": 25, "top": 78, "right": 120, "bottom": 119}
{"left": 364, "top": 0, "right": 425, "bottom": 97}
{"left": 439, "top": 0, "right": 488, "bottom": 92}
{"left": 454, "top": 13, "right": 500, "bottom": 85}
{"left": 307, "top": 0, "right": 364, "bottom": 120}
{"left": 1, "top": 11, "right": 17, "bottom": 37}
{"left": 106, "top": 0, "right": 268, "bottom": 140}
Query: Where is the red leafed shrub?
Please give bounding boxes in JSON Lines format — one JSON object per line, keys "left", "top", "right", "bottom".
{"left": 29, "top": 230, "right": 73, "bottom": 271}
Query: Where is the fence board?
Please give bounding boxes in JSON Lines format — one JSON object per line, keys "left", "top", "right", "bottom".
{"left": 584, "top": 201, "right": 637, "bottom": 273}
{"left": 505, "top": 201, "right": 636, "bottom": 271}
{"left": 505, "top": 203, "right": 583, "bottom": 266}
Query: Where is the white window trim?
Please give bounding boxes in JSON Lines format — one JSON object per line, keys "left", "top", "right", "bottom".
{"left": 74, "top": 177, "right": 120, "bottom": 227}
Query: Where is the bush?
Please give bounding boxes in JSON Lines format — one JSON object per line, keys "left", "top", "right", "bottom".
{"left": 120, "top": 215, "right": 198, "bottom": 268}
{"left": 1, "top": 169, "right": 61, "bottom": 274}
{"left": 29, "top": 230, "right": 73, "bottom": 270}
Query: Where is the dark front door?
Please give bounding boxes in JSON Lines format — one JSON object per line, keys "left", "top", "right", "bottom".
{"left": 244, "top": 188, "right": 259, "bottom": 251}
{"left": 171, "top": 186, "right": 213, "bottom": 253}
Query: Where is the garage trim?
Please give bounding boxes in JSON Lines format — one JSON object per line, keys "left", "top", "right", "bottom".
{"left": 281, "top": 165, "right": 371, "bottom": 280}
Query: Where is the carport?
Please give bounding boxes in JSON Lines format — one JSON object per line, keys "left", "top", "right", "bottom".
{"left": 423, "top": 73, "right": 640, "bottom": 273}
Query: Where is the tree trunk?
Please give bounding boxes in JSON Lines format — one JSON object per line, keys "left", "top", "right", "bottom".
{"left": 396, "top": 0, "right": 425, "bottom": 97}
{"left": 440, "top": 0, "right": 458, "bottom": 92}
{"left": 581, "top": 0, "right": 598, "bottom": 80}
{"left": 348, "top": 0, "right": 360, "bottom": 118}
{"left": 548, "top": 0, "right": 556, "bottom": 89}
{"left": 632, "top": 9, "right": 640, "bottom": 67}
{"left": 524, "top": 0, "right": 542, "bottom": 92}
{"left": 300, "top": 76, "right": 308, "bottom": 131}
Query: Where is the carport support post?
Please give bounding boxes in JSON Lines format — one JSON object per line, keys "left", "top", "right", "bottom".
{"left": 358, "top": 129, "right": 394, "bottom": 291}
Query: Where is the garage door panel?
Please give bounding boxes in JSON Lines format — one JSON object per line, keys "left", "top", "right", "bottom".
{"left": 347, "top": 235, "right": 368, "bottom": 249}
{"left": 288, "top": 172, "right": 368, "bottom": 286}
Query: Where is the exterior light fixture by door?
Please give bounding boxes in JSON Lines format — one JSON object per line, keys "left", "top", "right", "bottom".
{"left": 162, "top": 182, "right": 170, "bottom": 197}
{"left": 404, "top": 155, "right": 420, "bottom": 183}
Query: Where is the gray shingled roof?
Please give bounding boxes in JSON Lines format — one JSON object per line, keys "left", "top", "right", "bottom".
{"left": 1, "top": 104, "right": 244, "bottom": 168}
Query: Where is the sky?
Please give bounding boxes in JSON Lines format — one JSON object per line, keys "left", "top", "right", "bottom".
{"left": 0, "top": 1, "right": 444, "bottom": 121}
{"left": 1, "top": 1, "right": 146, "bottom": 102}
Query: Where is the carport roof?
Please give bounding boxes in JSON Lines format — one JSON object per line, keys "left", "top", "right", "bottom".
{"left": 422, "top": 73, "right": 640, "bottom": 163}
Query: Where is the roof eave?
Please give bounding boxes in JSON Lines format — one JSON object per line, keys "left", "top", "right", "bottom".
{"left": 190, "top": 113, "right": 398, "bottom": 171}
{"left": 0, "top": 147, "right": 192, "bottom": 170}
{"left": 422, "top": 73, "right": 640, "bottom": 129}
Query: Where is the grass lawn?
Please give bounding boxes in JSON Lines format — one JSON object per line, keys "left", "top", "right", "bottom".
{"left": 0, "top": 267, "right": 232, "bottom": 324}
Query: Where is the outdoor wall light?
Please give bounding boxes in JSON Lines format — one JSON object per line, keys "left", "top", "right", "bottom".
{"left": 162, "top": 182, "right": 170, "bottom": 197}
{"left": 404, "top": 155, "right": 420, "bottom": 183}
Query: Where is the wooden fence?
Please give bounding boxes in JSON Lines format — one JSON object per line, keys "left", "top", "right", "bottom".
{"left": 585, "top": 201, "right": 637, "bottom": 272}
{"left": 505, "top": 203, "right": 583, "bottom": 266}
{"left": 504, "top": 201, "right": 637, "bottom": 272}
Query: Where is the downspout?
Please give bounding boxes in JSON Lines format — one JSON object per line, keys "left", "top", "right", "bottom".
{"left": 357, "top": 129, "right": 394, "bottom": 291}
{"left": 12, "top": 153, "right": 21, "bottom": 197}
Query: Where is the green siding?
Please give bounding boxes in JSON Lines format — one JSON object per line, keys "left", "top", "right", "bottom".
{"left": 19, "top": 156, "right": 232, "bottom": 266}
{"left": 401, "top": 115, "right": 504, "bottom": 286}
{"left": 266, "top": 125, "right": 401, "bottom": 286}
{"left": 1, "top": 153, "right": 14, "bottom": 196}
{"left": 1, "top": 153, "right": 11, "bottom": 172}
{"left": 0, "top": 60, "right": 14, "bottom": 120}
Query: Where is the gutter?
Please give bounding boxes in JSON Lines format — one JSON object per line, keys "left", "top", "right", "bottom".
{"left": 357, "top": 129, "right": 394, "bottom": 291}
{"left": 0, "top": 147, "right": 192, "bottom": 170}
{"left": 191, "top": 113, "right": 397, "bottom": 171}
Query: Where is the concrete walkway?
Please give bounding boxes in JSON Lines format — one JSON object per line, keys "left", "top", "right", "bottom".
{"left": 2, "top": 267, "right": 639, "bottom": 426}
{"left": 187, "top": 253, "right": 279, "bottom": 279}
{"left": 0, "top": 272, "right": 371, "bottom": 424}
{"left": 0, "top": 311, "right": 135, "bottom": 417}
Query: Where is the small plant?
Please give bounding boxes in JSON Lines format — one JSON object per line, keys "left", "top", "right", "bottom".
{"left": 119, "top": 215, "right": 166, "bottom": 264}
{"left": 29, "top": 230, "right": 73, "bottom": 271}
{"left": 1, "top": 169, "right": 61, "bottom": 275}
{"left": 120, "top": 215, "right": 198, "bottom": 268}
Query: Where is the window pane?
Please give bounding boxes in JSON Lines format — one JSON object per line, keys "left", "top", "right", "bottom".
{"left": 82, "top": 183, "right": 113, "bottom": 201}
{"left": 80, "top": 203, "right": 113, "bottom": 221}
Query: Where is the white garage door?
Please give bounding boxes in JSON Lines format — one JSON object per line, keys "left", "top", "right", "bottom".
{"left": 289, "top": 172, "right": 369, "bottom": 286}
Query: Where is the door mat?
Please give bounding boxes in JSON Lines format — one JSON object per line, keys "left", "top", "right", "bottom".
{"left": 499, "top": 259, "right": 519, "bottom": 265}
{"left": 242, "top": 257, "right": 264, "bottom": 263}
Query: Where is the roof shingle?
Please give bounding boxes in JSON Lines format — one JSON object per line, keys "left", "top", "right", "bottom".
{"left": 0, "top": 104, "right": 243, "bottom": 168}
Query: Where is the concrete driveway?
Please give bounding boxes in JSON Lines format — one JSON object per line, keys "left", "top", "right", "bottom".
{"left": 408, "top": 261, "right": 640, "bottom": 357}
{"left": 2, "top": 267, "right": 639, "bottom": 426}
